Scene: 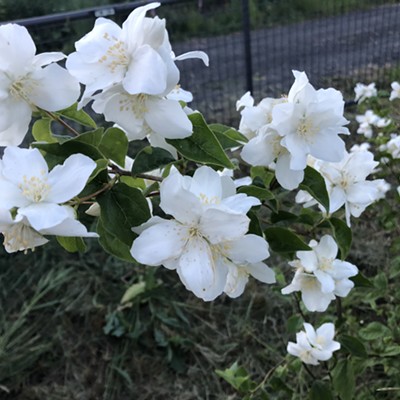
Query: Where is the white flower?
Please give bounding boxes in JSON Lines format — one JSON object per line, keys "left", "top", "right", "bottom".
{"left": 287, "top": 322, "right": 340, "bottom": 365}
{"left": 130, "top": 166, "right": 261, "bottom": 301}
{"left": 0, "top": 207, "right": 98, "bottom": 253}
{"left": 375, "top": 117, "right": 391, "bottom": 128}
{"left": 297, "top": 150, "right": 386, "bottom": 226}
{"left": 219, "top": 234, "right": 275, "bottom": 298}
{"left": 66, "top": 2, "right": 208, "bottom": 101}
{"left": 91, "top": 84, "right": 192, "bottom": 153}
{"left": 0, "top": 147, "right": 98, "bottom": 252}
{"left": 270, "top": 71, "right": 349, "bottom": 171}
{"left": 237, "top": 92, "right": 285, "bottom": 140}
{"left": 385, "top": 134, "right": 400, "bottom": 159}
{"left": 350, "top": 143, "right": 371, "bottom": 152}
{"left": 355, "top": 110, "right": 379, "bottom": 138}
{"left": 354, "top": 82, "right": 377, "bottom": 103}
{"left": 0, "top": 24, "right": 80, "bottom": 146}
{"left": 282, "top": 235, "right": 358, "bottom": 312}
{"left": 317, "top": 150, "right": 384, "bottom": 225}
{"left": 389, "top": 81, "right": 400, "bottom": 101}
{"left": 217, "top": 168, "right": 252, "bottom": 188}
{"left": 241, "top": 127, "right": 304, "bottom": 190}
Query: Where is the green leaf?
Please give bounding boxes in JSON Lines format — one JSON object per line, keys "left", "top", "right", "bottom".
{"left": 32, "top": 118, "right": 57, "bottom": 143}
{"left": 309, "top": 380, "right": 334, "bottom": 400}
{"left": 215, "top": 362, "right": 251, "bottom": 391}
{"left": 99, "top": 127, "right": 128, "bottom": 166}
{"left": 247, "top": 211, "right": 263, "bottom": 236}
{"left": 329, "top": 217, "right": 352, "bottom": 259}
{"left": 131, "top": 146, "right": 175, "bottom": 174}
{"left": 33, "top": 135, "right": 104, "bottom": 162}
{"left": 56, "top": 103, "right": 97, "bottom": 128}
{"left": 56, "top": 236, "right": 87, "bottom": 253}
{"left": 121, "top": 282, "right": 146, "bottom": 304}
{"left": 166, "top": 113, "right": 234, "bottom": 169}
{"left": 90, "top": 159, "right": 109, "bottom": 181}
{"left": 286, "top": 314, "right": 303, "bottom": 334}
{"left": 209, "top": 123, "right": 248, "bottom": 148}
{"left": 359, "top": 322, "right": 391, "bottom": 341}
{"left": 351, "top": 272, "right": 374, "bottom": 288}
{"left": 237, "top": 185, "right": 274, "bottom": 202}
{"left": 250, "top": 166, "right": 274, "bottom": 188}
{"left": 340, "top": 335, "right": 368, "bottom": 358}
{"left": 264, "top": 227, "right": 311, "bottom": 253}
{"left": 97, "top": 218, "right": 135, "bottom": 263}
{"left": 333, "top": 359, "right": 355, "bottom": 400}
{"left": 382, "top": 345, "right": 400, "bottom": 356}
{"left": 300, "top": 166, "right": 330, "bottom": 212}
{"left": 271, "top": 211, "right": 299, "bottom": 224}
{"left": 72, "top": 128, "right": 104, "bottom": 147}
{"left": 97, "top": 183, "right": 151, "bottom": 261}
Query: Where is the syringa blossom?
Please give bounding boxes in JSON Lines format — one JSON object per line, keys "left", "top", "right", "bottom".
{"left": 287, "top": 322, "right": 340, "bottom": 365}
{"left": 354, "top": 82, "right": 377, "bottom": 103}
{"left": 282, "top": 235, "right": 358, "bottom": 312}
{"left": 381, "top": 134, "right": 400, "bottom": 159}
{"left": 0, "top": 147, "right": 98, "bottom": 252}
{"left": 0, "top": 24, "right": 80, "bottom": 146}
{"left": 131, "top": 166, "right": 274, "bottom": 301}
{"left": 240, "top": 71, "right": 349, "bottom": 190}
{"left": 389, "top": 81, "right": 400, "bottom": 101}
{"left": 66, "top": 2, "right": 208, "bottom": 100}
{"left": 236, "top": 91, "right": 285, "bottom": 140}
{"left": 296, "top": 150, "right": 389, "bottom": 226}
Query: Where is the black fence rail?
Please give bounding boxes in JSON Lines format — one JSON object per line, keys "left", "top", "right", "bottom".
{"left": 3, "top": 0, "right": 400, "bottom": 125}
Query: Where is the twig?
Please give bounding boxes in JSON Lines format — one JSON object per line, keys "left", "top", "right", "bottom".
{"left": 42, "top": 110, "right": 80, "bottom": 136}
{"left": 71, "top": 182, "right": 114, "bottom": 205}
{"left": 109, "top": 165, "right": 163, "bottom": 182}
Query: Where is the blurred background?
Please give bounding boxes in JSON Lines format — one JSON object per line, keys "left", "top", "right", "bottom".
{"left": 2, "top": 0, "right": 400, "bottom": 124}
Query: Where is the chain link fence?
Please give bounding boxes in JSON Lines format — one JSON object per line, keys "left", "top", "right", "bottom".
{"left": 3, "top": 0, "right": 400, "bottom": 125}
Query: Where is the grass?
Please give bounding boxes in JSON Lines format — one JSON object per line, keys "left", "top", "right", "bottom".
{"left": 1, "top": 160, "right": 399, "bottom": 399}
{"left": 0, "top": 237, "right": 293, "bottom": 399}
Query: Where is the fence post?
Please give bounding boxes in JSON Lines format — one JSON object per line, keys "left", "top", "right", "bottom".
{"left": 242, "top": 0, "right": 253, "bottom": 94}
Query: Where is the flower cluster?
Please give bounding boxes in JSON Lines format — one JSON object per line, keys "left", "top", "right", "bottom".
{"left": 131, "top": 166, "right": 275, "bottom": 301}
{"left": 356, "top": 109, "right": 391, "bottom": 138}
{"left": 287, "top": 322, "right": 340, "bottom": 365}
{"left": 239, "top": 70, "right": 349, "bottom": 190}
{"left": 389, "top": 81, "right": 400, "bottom": 101}
{"left": 282, "top": 235, "right": 358, "bottom": 311}
{"left": 354, "top": 82, "right": 377, "bottom": 103}
{"left": 380, "top": 133, "right": 400, "bottom": 159}
{"left": 0, "top": 24, "right": 80, "bottom": 146}
{"left": 0, "top": 147, "right": 97, "bottom": 253}
{"left": 296, "top": 148, "right": 388, "bottom": 226}
{"left": 66, "top": 2, "right": 208, "bottom": 155}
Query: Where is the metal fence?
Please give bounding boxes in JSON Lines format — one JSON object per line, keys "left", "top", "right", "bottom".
{"left": 4, "top": 0, "right": 400, "bottom": 125}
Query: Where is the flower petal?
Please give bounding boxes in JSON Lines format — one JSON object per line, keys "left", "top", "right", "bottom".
{"left": 145, "top": 97, "right": 192, "bottom": 139}
{"left": 130, "top": 220, "right": 189, "bottom": 266}
{"left": 177, "top": 236, "right": 226, "bottom": 301}
{"left": 200, "top": 208, "right": 249, "bottom": 244}
{"left": 226, "top": 234, "right": 270, "bottom": 263}
{"left": 2, "top": 147, "right": 48, "bottom": 186}
{"left": 47, "top": 154, "right": 96, "bottom": 203}
{"left": 28, "top": 64, "right": 80, "bottom": 111}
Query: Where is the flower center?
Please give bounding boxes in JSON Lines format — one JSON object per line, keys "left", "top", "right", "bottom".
{"left": 198, "top": 193, "right": 220, "bottom": 205}
{"left": 3, "top": 222, "right": 44, "bottom": 253}
{"left": 99, "top": 33, "right": 129, "bottom": 73}
{"left": 118, "top": 93, "right": 148, "bottom": 118}
{"left": 18, "top": 173, "right": 50, "bottom": 203}
{"left": 9, "top": 76, "right": 37, "bottom": 104}
{"left": 297, "top": 117, "right": 315, "bottom": 140}
{"left": 319, "top": 257, "right": 333, "bottom": 272}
